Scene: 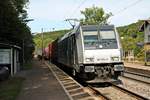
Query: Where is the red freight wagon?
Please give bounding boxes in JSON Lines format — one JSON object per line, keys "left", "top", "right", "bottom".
{"left": 51, "top": 39, "right": 58, "bottom": 62}
{"left": 48, "top": 43, "right": 52, "bottom": 60}
{"left": 44, "top": 47, "right": 49, "bottom": 60}
{"left": 43, "top": 43, "right": 52, "bottom": 60}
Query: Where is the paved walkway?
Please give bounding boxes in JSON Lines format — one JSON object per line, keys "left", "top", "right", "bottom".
{"left": 16, "top": 60, "right": 69, "bottom": 100}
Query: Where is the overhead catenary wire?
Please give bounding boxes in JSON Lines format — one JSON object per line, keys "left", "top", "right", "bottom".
{"left": 112, "top": 0, "right": 144, "bottom": 17}
{"left": 63, "top": 0, "right": 89, "bottom": 28}
{"left": 69, "top": 0, "right": 88, "bottom": 18}
{"left": 64, "top": 0, "right": 144, "bottom": 28}
{"left": 67, "top": 0, "right": 144, "bottom": 23}
{"left": 63, "top": 0, "right": 88, "bottom": 20}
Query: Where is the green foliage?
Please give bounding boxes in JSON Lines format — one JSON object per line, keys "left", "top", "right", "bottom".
{"left": 117, "top": 20, "right": 144, "bottom": 58}
{"left": 0, "top": 77, "right": 25, "bottom": 100}
{"left": 80, "top": 6, "right": 112, "bottom": 25}
{"left": 0, "top": 0, "right": 34, "bottom": 62}
{"left": 23, "top": 61, "right": 33, "bottom": 70}
{"left": 34, "top": 30, "right": 69, "bottom": 49}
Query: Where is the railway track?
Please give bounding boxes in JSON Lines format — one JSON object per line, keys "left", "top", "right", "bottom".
{"left": 109, "top": 82, "right": 149, "bottom": 100}
{"left": 87, "top": 82, "right": 150, "bottom": 100}
{"left": 46, "top": 62, "right": 100, "bottom": 100}
{"left": 123, "top": 71, "right": 150, "bottom": 84}
{"left": 46, "top": 62, "right": 150, "bottom": 100}
{"left": 125, "top": 67, "right": 150, "bottom": 76}
{"left": 87, "top": 85, "right": 111, "bottom": 100}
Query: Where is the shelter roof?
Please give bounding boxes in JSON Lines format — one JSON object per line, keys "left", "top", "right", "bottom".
{"left": 139, "top": 19, "right": 150, "bottom": 32}
{"left": 0, "top": 43, "right": 21, "bottom": 49}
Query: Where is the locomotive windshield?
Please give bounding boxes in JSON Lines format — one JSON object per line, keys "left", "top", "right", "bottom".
{"left": 99, "top": 30, "right": 118, "bottom": 49}
{"left": 83, "top": 31, "right": 98, "bottom": 49}
{"left": 100, "top": 30, "right": 116, "bottom": 39}
{"left": 83, "top": 27, "right": 118, "bottom": 49}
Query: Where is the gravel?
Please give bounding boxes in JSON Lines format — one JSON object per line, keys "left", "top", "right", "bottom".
{"left": 119, "top": 76, "right": 150, "bottom": 99}
{"left": 96, "top": 86, "right": 137, "bottom": 100}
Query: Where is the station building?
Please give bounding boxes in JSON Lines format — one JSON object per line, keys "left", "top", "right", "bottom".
{"left": 139, "top": 19, "right": 150, "bottom": 65}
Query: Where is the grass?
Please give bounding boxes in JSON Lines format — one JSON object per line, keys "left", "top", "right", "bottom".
{"left": 0, "top": 77, "right": 25, "bottom": 100}
{"left": 23, "top": 61, "right": 33, "bottom": 70}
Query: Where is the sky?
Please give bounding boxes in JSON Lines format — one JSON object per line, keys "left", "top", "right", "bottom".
{"left": 27, "top": 0, "right": 150, "bottom": 33}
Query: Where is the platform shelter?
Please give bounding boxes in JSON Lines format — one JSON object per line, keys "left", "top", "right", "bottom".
{"left": 0, "top": 43, "right": 21, "bottom": 76}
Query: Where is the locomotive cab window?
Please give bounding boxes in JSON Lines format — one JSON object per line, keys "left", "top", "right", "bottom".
{"left": 83, "top": 31, "right": 98, "bottom": 49}
{"left": 99, "top": 30, "right": 118, "bottom": 49}
{"left": 100, "top": 30, "right": 116, "bottom": 39}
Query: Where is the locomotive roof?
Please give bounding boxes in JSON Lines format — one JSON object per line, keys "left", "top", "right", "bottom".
{"left": 81, "top": 24, "right": 114, "bottom": 31}
{"left": 58, "top": 26, "right": 79, "bottom": 42}
{"left": 58, "top": 24, "right": 115, "bottom": 42}
{"left": 59, "top": 31, "right": 72, "bottom": 41}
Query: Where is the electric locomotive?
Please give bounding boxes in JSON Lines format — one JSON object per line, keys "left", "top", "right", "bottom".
{"left": 55, "top": 24, "right": 124, "bottom": 82}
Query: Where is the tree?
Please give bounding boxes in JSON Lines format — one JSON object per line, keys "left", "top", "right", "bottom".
{"left": 0, "top": 0, "right": 34, "bottom": 62}
{"left": 80, "top": 6, "right": 112, "bottom": 25}
{"left": 117, "top": 21, "right": 144, "bottom": 60}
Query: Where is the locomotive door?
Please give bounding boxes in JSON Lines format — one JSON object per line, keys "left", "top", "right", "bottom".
{"left": 70, "top": 35, "right": 75, "bottom": 65}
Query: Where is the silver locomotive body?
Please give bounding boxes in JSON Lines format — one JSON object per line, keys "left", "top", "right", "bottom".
{"left": 57, "top": 24, "right": 124, "bottom": 82}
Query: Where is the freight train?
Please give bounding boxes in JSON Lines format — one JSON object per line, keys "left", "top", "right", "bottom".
{"left": 45, "top": 24, "right": 124, "bottom": 82}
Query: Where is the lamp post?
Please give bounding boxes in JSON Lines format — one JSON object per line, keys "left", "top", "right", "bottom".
{"left": 22, "top": 39, "right": 25, "bottom": 64}
{"left": 41, "top": 28, "right": 44, "bottom": 62}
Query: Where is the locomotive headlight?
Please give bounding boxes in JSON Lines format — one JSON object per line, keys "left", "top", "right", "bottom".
{"left": 84, "top": 66, "right": 95, "bottom": 72}
{"left": 85, "top": 58, "right": 94, "bottom": 62}
{"left": 114, "top": 64, "right": 124, "bottom": 71}
{"left": 111, "top": 57, "right": 119, "bottom": 61}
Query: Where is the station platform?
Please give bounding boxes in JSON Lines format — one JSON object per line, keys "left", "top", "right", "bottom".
{"left": 16, "top": 60, "right": 70, "bottom": 100}
{"left": 16, "top": 59, "right": 150, "bottom": 100}
{"left": 124, "top": 62, "right": 150, "bottom": 76}
{"left": 124, "top": 62, "right": 150, "bottom": 71}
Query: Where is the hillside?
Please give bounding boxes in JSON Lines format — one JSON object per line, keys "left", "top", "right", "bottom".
{"left": 117, "top": 20, "right": 144, "bottom": 59}
{"left": 34, "top": 21, "right": 145, "bottom": 59}
{"left": 34, "top": 30, "right": 69, "bottom": 49}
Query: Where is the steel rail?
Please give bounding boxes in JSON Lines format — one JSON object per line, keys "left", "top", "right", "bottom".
{"left": 124, "top": 67, "right": 150, "bottom": 76}
{"left": 124, "top": 71, "right": 150, "bottom": 78}
{"left": 87, "top": 85, "right": 111, "bottom": 100}
{"left": 123, "top": 71, "right": 150, "bottom": 85}
{"left": 109, "top": 82, "right": 150, "bottom": 100}
{"left": 123, "top": 75, "right": 150, "bottom": 85}
{"left": 122, "top": 71, "right": 150, "bottom": 84}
